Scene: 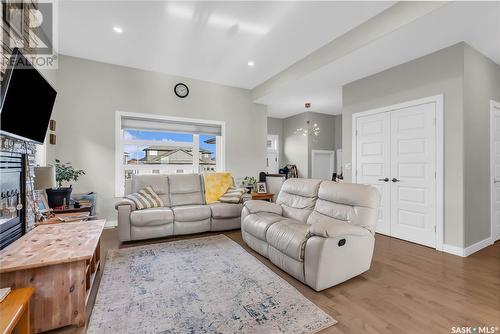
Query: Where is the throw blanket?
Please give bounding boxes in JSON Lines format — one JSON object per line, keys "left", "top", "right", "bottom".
{"left": 203, "top": 172, "right": 234, "bottom": 204}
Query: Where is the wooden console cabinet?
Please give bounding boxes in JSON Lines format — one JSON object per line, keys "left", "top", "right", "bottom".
{"left": 0, "top": 220, "right": 105, "bottom": 333}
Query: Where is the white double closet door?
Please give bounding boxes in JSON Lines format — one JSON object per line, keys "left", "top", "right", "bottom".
{"left": 356, "top": 102, "right": 437, "bottom": 248}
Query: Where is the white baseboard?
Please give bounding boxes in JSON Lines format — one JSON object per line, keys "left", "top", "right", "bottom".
{"left": 442, "top": 237, "right": 493, "bottom": 257}
{"left": 464, "top": 237, "right": 492, "bottom": 257}
{"left": 105, "top": 219, "right": 118, "bottom": 229}
{"left": 442, "top": 244, "right": 465, "bottom": 257}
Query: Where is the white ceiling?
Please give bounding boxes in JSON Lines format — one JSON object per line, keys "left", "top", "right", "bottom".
{"left": 260, "top": 1, "right": 500, "bottom": 118}
{"left": 58, "top": 1, "right": 394, "bottom": 89}
{"left": 58, "top": 1, "right": 500, "bottom": 119}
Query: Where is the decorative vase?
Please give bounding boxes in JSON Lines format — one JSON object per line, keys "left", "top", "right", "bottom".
{"left": 46, "top": 187, "right": 72, "bottom": 208}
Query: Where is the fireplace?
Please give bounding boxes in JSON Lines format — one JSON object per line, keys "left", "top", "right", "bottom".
{"left": 0, "top": 151, "right": 26, "bottom": 250}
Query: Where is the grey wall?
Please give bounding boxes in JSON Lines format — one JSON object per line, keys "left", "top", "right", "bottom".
{"left": 307, "top": 112, "right": 337, "bottom": 177}
{"left": 282, "top": 112, "right": 309, "bottom": 177}
{"left": 267, "top": 117, "right": 285, "bottom": 167}
{"left": 342, "top": 43, "right": 465, "bottom": 247}
{"left": 333, "top": 114, "right": 342, "bottom": 150}
{"left": 53, "top": 55, "right": 267, "bottom": 223}
{"left": 280, "top": 111, "right": 340, "bottom": 178}
{"left": 463, "top": 45, "right": 500, "bottom": 246}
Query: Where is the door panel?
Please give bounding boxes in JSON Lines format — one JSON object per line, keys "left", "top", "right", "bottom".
{"left": 493, "top": 106, "right": 500, "bottom": 241}
{"left": 266, "top": 152, "right": 278, "bottom": 174}
{"left": 390, "top": 103, "right": 436, "bottom": 247}
{"left": 356, "top": 113, "right": 391, "bottom": 235}
{"left": 312, "top": 150, "right": 335, "bottom": 180}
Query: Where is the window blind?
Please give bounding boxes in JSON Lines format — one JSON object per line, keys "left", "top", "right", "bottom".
{"left": 121, "top": 116, "right": 222, "bottom": 136}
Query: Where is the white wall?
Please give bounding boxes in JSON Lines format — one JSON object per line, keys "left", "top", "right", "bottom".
{"left": 52, "top": 55, "right": 267, "bottom": 223}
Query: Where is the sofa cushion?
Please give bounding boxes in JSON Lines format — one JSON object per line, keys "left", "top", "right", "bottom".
{"left": 276, "top": 178, "right": 322, "bottom": 223}
{"left": 266, "top": 219, "right": 309, "bottom": 261}
{"left": 126, "top": 186, "right": 164, "bottom": 210}
{"left": 315, "top": 181, "right": 381, "bottom": 232}
{"left": 244, "top": 200, "right": 282, "bottom": 215}
{"left": 219, "top": 187, "right": 246, "bottom": 204}
{"left": 172, "top": 205, "right": 211, "bottom": 222}
{"left": 168, "top": 174, "right": 204, "bottom": 206}
{"left": 209, "top": 202, "right": 243, "bottom": 218}
{"left": 241, "top": 212, "right": 283, "bottom": 241}
{"left": 131, "top": 175, "right": 170, "bottom": 207}
{"left": 130, "top": 207, "right": 174, "bottom": 227}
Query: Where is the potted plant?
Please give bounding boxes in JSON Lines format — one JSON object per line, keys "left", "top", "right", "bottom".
{"left": 46, "top": 159, "right": 85, "bottom": 208}
{"left": 241, "top": 176, "right": 257, "bottom": 194}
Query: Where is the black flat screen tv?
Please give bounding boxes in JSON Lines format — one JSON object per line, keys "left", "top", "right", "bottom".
{"left": 0, "top": 48, "right": 57, "bottom": 144}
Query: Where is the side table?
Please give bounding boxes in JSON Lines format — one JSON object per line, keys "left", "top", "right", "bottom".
{"left": 0, "top": 288, "right": 34, "bottom": 334}
{"left": 251, "top": 192, "right": 275, "bottom": 202}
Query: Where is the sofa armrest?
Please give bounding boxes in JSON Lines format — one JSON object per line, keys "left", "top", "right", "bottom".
{"left": 243, "top": 200, "right": 282, "bottom": 215}
{"left": 117, "top": 204, "right": 132, "bottom": 242}
{"left": 115, "top": 198, "right": 136, "bottom": 211}
{"left": 307, "top": 220, "right": 371, "bottom": 238}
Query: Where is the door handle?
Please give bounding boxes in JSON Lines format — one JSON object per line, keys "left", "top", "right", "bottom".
{"left": 378, "top": 178, "right": 389, "bottom": 182}
{"left": 392, "top": 178, "right": 400, "bottom": 183}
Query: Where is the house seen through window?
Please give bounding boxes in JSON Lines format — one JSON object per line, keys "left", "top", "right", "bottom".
{"left": 117, "top": 113, "right": 224, "bottom": 196}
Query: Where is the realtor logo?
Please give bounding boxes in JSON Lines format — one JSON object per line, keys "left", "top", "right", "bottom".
{"left": 1, "top": 0, "right": 57, "bottom": 68}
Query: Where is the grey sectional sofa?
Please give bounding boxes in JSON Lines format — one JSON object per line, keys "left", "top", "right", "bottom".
{"left": 241, "top": 178, "right": 380, "bottom": 291}
{"left": 116, "top": 174, "right": 242, "bottom": 241}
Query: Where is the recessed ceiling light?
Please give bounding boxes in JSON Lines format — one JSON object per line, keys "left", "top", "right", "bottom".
{"left": 113, "top": 26, "right": 123, "bottom": 33}
{"left": 248, "top": 61, "right": 255, "bottom": 67}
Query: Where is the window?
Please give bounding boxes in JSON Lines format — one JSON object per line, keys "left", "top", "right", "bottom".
{"left": 116, "top": 112, "right": 225, "bottom": 196}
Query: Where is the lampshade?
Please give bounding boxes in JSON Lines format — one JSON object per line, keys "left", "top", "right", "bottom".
{"left": 34, "top": 166, "right": 56, "bottom": 190}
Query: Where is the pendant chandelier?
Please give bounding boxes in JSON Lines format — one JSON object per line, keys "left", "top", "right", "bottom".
{"left": 295, "top": 103, "right": 320, "bottom": 137}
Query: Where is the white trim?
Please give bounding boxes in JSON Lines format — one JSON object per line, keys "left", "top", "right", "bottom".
{"left": 491, "top": 100, "right": 500, "bottom": 242}
{"left": 115, "top": 111, "right": 226, "bottom": 197}
{"left": 115, "top": 112, "right": 123, "bottom": 197}
{"left": 192, "top": 134, "right": 200, "bottom": 172}
{"left": 351, "top": 94, "right": 444, "bottom": 252}
{"left": 442, "top": 244, "right": 465, "bottom": 257}
{"left": 311, "top": 149, "right": 335, "bottom": 180}
{"left": 464, "top": 237, "right": 493, "bottom": 257}
{"left": 266, "top": 134, "right": 280, "bottom": 170}
{"left": 443, "top": 237, "right": 493, "bottom": 257}
{"left": 104, "top": 220, "right": 118, "bottom": 229}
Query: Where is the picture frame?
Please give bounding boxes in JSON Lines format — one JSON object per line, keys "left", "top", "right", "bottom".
{"left": 35, "top": 190, "right": 49, "bottom": 213}
{"left": 2, "top": 0, "right": 24, "bottom": 39}
{"left": 256, "top": 182, "right": 267, "bottom": 194}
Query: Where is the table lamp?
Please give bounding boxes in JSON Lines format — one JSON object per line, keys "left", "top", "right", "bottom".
{"left": 34, "top": 166, "right": 56, "bottom": 190}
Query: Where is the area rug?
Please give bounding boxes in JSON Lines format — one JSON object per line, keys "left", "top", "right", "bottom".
{"left": 87, "top": 235, "right": 336, "bottom": 333}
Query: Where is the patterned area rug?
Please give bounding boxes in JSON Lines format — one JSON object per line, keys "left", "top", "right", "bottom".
{"left": 88, "top": 235, "right": 336, "bottom": 333}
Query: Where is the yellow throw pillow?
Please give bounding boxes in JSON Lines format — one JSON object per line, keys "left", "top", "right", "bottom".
{"left": 204, "top": 172, "right": 234, "bottom": 204}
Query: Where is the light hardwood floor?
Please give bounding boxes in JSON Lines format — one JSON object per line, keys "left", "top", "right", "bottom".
{"left": 53, "top": 228, "right": 500, "bottom": 334}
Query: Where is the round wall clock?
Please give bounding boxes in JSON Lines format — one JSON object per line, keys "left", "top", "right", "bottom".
{"left": 174, "top": 83, "right": 189, "bottom": 98}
